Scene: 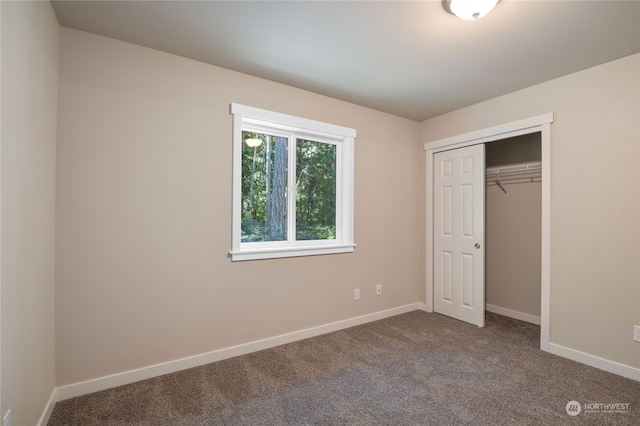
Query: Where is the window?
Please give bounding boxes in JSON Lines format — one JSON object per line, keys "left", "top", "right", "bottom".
{"left": 230, "top": 104, "right": 356, "bottom": 261}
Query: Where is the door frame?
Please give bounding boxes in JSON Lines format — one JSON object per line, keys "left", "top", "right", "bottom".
{"left": 424, "top": 113, "right": 553, "bottom": 352}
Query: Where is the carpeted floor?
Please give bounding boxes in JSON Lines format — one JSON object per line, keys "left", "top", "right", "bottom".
{"left": 48, "top": 311, "right": 640, "bottom": 425}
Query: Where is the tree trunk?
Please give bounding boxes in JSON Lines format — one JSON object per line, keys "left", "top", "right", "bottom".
{"left": 269, "top": 137, "right": 287, "bottom": 240}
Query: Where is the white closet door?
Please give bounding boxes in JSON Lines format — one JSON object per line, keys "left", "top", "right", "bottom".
{"left": 433, "top": 145, "right": 485, "bottom": 327}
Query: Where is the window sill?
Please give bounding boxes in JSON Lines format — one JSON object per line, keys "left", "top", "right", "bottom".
{"left": 230, "top": 244, "right": 355, "bottom": 262}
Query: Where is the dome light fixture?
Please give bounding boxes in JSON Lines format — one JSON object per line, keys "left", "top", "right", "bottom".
{"left": 245, "top": 138, "right": 263, "bottom": 148}
{"left": 442, "top": 0, "right": 500, "bottom": 21}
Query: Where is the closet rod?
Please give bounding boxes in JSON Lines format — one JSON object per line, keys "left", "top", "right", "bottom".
{"left": 486, "top": 177, "right": 541, "bottom": 186}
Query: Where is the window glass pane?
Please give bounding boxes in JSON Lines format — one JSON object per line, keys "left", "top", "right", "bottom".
{"left": 296, "top": 139, "right": 336, "bottom": 241}
{"left": 241, "top": 131, "right": 288, "bottom": 242}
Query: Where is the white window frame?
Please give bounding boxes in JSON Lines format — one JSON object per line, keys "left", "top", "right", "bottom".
{"left": 230, "top": 103, "right": 356, "bottom": 261}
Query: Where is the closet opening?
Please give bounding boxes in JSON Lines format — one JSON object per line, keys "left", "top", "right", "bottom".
{"left": 485, "top": 133, "right": 542, "bottom": 326}
{"left": 424, "top": 112, "right": 553, "bottom": 351}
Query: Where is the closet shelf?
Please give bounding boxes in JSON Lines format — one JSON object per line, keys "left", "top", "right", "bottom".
{"left": 486, "top": 162, "right": 541, "bottom": 183}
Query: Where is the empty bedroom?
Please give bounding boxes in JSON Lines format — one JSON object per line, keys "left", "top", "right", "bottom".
{"left": 1, "top": 1, "right": 639, "bottom": 425}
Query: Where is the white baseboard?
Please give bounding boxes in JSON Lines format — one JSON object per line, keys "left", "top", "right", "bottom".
{"left": 37, "top": 388, "right": 57, "bottom": 426}
{"left": 55, "top": 303, "right": 422, "bottom": 401}
{"left": 548, "top": 343, "right": 640, "bottom": 382}
{"left": 485, "top": 303, "right": 541, "bottom": 325}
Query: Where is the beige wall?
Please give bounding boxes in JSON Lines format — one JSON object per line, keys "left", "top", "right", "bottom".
{"left": 55, "top": 28, "right": 423, "bottom": 386}
{"left": 1, "top": 1, "right": 59, "bottom": 424}
{"left": 486, "top": 182, "right": 541, "bottom": 317}
{"left": 421, "top": 54, "right": 640, "bottom": 368}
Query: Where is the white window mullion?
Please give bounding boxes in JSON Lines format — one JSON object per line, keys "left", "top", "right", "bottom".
{"left": 288, "top": 135, "right": 297, "bottom": 245}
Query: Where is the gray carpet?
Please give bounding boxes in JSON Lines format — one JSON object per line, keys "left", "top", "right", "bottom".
{"left": 48, "top": 311, "right": 640, "bottom": 425}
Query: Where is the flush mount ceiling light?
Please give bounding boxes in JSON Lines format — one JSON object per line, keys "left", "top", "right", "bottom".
{"left": 442, "top": 0, "right": 500, "bottom": 21}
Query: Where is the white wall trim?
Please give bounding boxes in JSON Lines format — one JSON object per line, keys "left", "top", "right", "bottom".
{"left": 422, "top": 113, "right": 553, "bottom": 152}
{"left": 231, "top": 103, "right": 356, "bottom": 138}
{"left": 548, "top": 343, "right": 640, "bottom": 382}
{"left": 55, "top": 303, "right": 422, "bottom": 401}
{"left": 538, "top": 122, "right": 551, "bottom": 351}
{"left": 485, "top": 304, "right": 541, "bottom": 325}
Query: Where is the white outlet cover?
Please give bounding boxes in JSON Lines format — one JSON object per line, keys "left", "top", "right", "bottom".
{"left": 633, "top": 325, "right": 640, "bottom": 343}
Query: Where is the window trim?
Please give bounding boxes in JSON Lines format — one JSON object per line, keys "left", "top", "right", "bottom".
{"left": 230, "top": 103, "right": 356, "bottom": 261}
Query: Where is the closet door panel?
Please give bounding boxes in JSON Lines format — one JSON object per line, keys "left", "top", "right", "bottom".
{"left": 433, "top": 145, "right": 485, "bottom": 327}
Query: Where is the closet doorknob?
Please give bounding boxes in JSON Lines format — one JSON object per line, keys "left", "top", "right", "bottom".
{"left": 475, "top": 243, "right": 480, "bottom": 249}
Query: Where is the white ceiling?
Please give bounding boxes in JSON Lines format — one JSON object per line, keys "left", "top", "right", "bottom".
{"left": 51, "top": 0, "right": 640, "bottom": 121}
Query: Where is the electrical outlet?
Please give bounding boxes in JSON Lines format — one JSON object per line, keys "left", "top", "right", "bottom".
{"left": 4, "top": 409, "right": 12, "bottom": 426}
{"left": 354, "top": 288, "right": 360, "bottom": 300}
{"left": 634, "top": 325, "right": 640, "bottom": 343}
{"left": 376, "top": 284, "right": 382, "bottom": 296}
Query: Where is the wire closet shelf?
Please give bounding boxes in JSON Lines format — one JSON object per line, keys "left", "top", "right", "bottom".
{"left": 485, "top": 162, "right": 542, "bottom": 194}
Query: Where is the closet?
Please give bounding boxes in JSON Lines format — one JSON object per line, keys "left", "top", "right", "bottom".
{"left": 485, "top": 133, "right": 542, "bottom": 325}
